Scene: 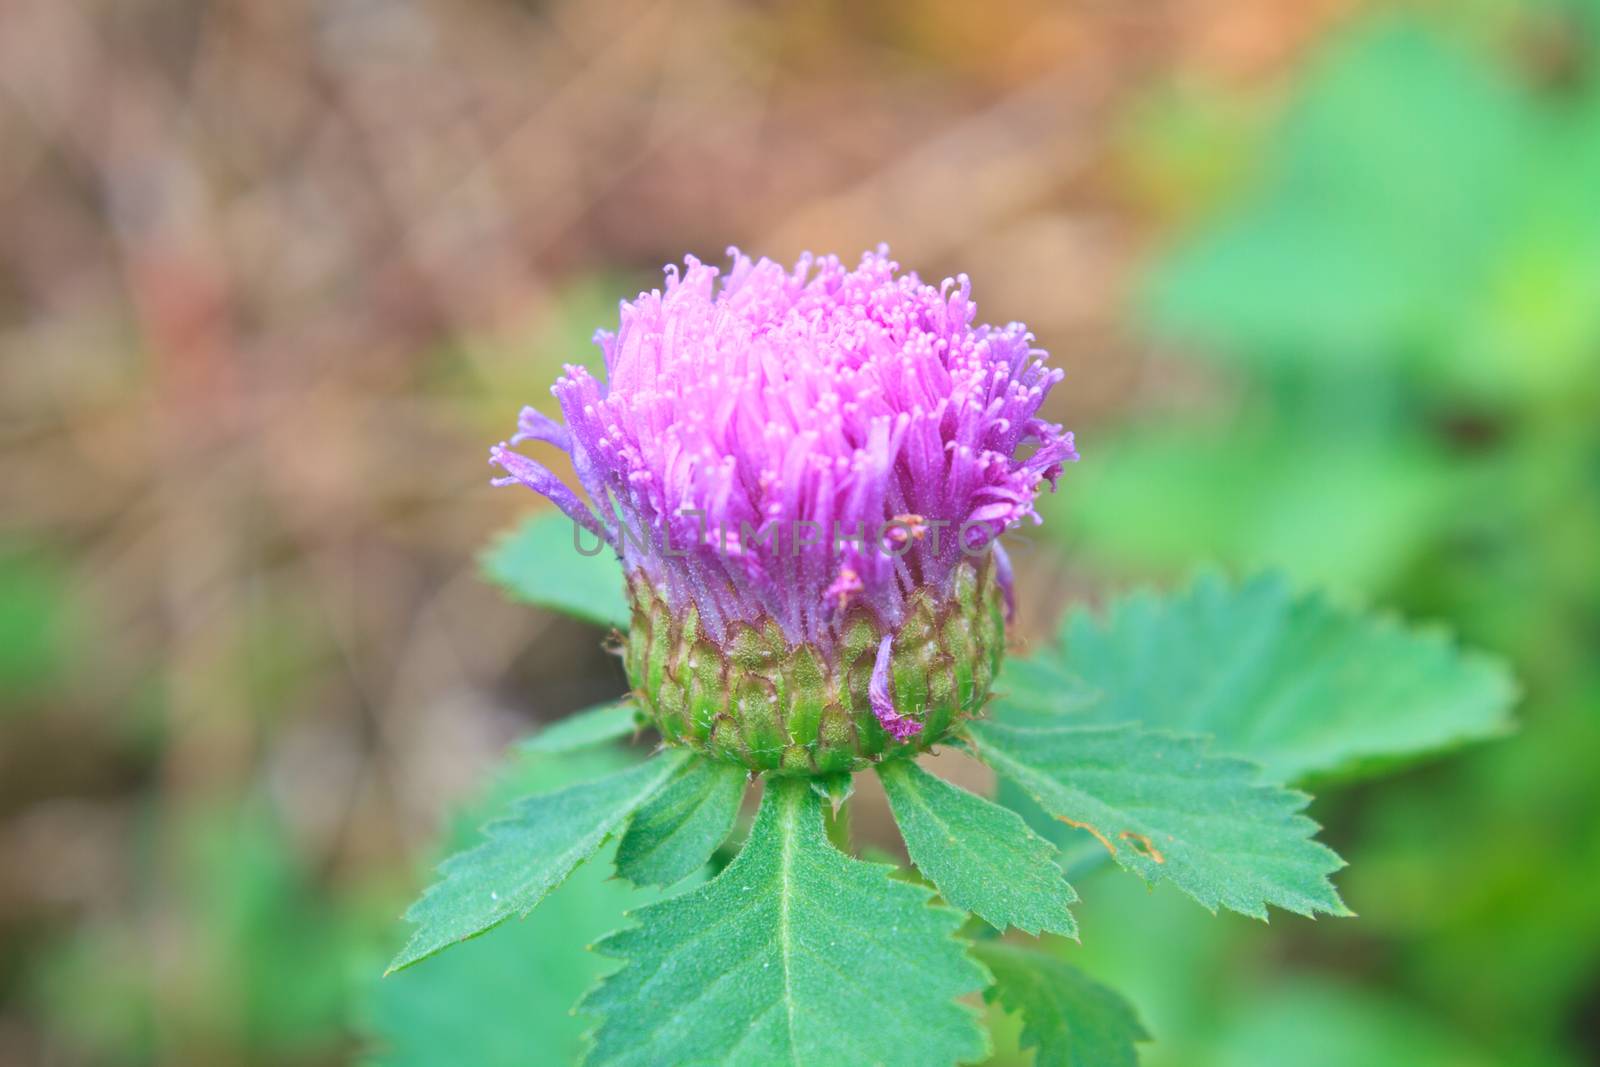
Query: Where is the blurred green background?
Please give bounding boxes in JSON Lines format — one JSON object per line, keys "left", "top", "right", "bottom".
{"left": 1, "top": 1, "right": 1596, "bottom": 1064}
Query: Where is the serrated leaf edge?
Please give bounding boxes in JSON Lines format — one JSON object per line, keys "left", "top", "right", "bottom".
{"left": 877, "top": 759, "right": 1080, "bottom": 940}
{"left": 969, "top": 721, "right": 1354, "bottom": 921}
{"left": 1008, "top": 568, "right": 1519, "bottom": 784}
{"left": 385, "top": 747, "right": 690, "bottom": 975}
{"left": 614, "top": 756, "right": 748, "bottom": 889}
{"left": 575, "top": 778, "right": 995, "bottom": 1067}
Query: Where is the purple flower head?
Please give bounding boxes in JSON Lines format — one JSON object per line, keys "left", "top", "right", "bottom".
{"left": 491, "top": 246, "right": 1075, "bottom": 748}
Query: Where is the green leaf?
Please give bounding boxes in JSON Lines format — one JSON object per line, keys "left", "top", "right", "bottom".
{"left": 482, "top": 510, "right": 629, "bottom": 628}
{"left": 615, "top": 756, "right": 747, "bottom": 887}
{"left": 1001, "top": 571, "right": 1516, "bottom": 784}
{"left": 877, "top": 760, "right": 1077, "bottom": 937}
{"left": 368, "top": 847, "right": 642, "bottom": 1067}
{"left": 582, "top": 778, "right": 990, "bottom": 1067}
{"left": 366, "top": 747, "right": 698, "bottom": 1067}
{"left": 974, "top": 941, "right": 1149, "bottom": 1067}
{"left": 386, "top": 749, "right": 689, "bottom": 974}
{"left": 520, "top": 702, "right": 642, "bottom": 755}
{"left": 972, "top": 720, "right": 1349, "bottom": 920}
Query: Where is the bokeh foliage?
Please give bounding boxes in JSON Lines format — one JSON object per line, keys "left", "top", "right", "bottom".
{"left": 1044, "top": 4, "right": 1600, "bottom": 1065}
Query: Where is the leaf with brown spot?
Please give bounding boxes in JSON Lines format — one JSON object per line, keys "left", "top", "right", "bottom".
{"left": 972, "top": 719, "right": 1350, "bottom": 920}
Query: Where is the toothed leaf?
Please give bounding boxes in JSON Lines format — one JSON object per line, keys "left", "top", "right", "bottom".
{"left": 999, "top": 571, "right": 1515, "bottom": 784}
{"left": 877, "top": 759, "right": 1077, "bottom": 937}
{"left": 387, "top": 749, "right": 688, "bottom": 974}
{"left": 975, "top": 941, "right": 1149, "bottom": 1067}
{"left": 972, "top": 720, "right": 1348, "bottom": 920}
{"left": 615, "top": 756, "right": 746, "bottom": 887}
{"left": 367, "top": 748, "right": 683, "bottom": 1067}
{"left": 581, "top": 778, "right": 989, "bottom": 1067}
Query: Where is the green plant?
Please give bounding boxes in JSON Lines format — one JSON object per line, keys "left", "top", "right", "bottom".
{"left": 376, "top": 512, "right": 1513, "bottom": 1066}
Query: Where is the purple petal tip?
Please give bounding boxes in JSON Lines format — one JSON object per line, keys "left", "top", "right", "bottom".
{"left": 869, "top": 633, "right": 923, "bottom": 741}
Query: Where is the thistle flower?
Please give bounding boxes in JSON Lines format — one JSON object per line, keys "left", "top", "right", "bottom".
{"left": 491, "top": 246, "right": 1075, "bottom": 773}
